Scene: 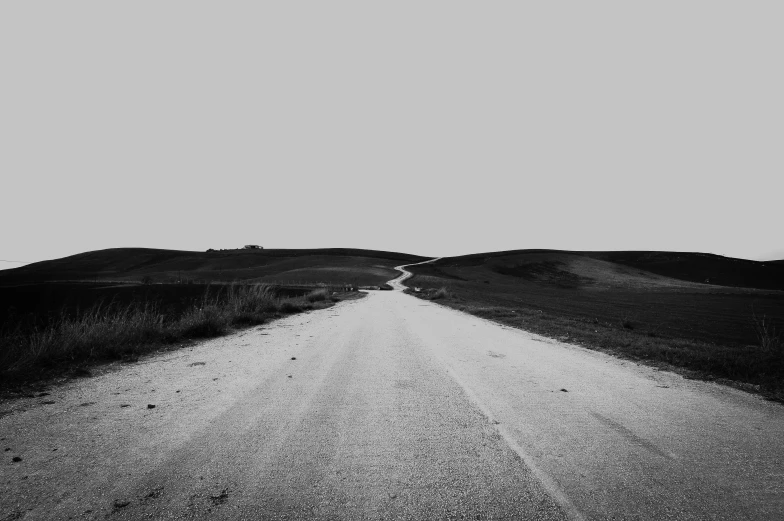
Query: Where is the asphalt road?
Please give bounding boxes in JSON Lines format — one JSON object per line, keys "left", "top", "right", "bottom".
{"left": 2, "top": 273, "right": 783, "bottom": 519}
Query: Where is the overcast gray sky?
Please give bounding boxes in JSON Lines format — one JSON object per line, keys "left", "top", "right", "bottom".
{"left": 2, "top": 2, "right": 782, "bottom": 269}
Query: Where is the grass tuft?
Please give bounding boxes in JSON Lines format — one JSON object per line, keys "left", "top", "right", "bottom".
{"left": 305, "top": 288, "right": 330, "bottom": 303}
{"left": 753, "top": 313, "right": 782, "bottom": 353}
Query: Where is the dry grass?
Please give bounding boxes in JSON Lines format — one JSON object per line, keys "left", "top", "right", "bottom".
{"left": 305, "top": 288, "right": 331, "bottom": 303}
{"left": 0, "top": 284, "right": 339, "bottom": 385}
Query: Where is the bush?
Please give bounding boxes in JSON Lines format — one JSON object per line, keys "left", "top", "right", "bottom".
{"left": 305, "top": 288, "right": 330, "bottom": 303}
{"left": 754, "top": 314, "right": 782, "bottom": 353}
{"left": 177, "top": 304, "right": 229, "bottom": 338}
{"left": 279, "top": 301, "right": 304, "bottom": 313}
{"left": 225, "top": 284, "right": 278, "bottom": 315}
{"left": 431, "top": 287, "right": 450, "bottom": 300}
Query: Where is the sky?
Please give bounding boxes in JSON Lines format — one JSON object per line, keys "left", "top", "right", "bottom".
{"left": 2, "top": 2, "right": 782, "bottom": 269}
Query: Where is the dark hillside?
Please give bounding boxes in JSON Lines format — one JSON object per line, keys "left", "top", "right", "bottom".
{"left": 436, "top": 249, "right": 784, "bottom": 291}
{"left": 0, "top": 248, "right": 427, "bottom": 286}
{"left": 585, "top": 251, "right": 784, "bottom": 291}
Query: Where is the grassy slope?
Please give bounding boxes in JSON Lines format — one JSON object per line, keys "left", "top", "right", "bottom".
{"left": 407, "top": 250, "right": 784, "bottom": 399}
{"left": 0, "top": 247, "right": 427, "bottom": 286}
{"left": 1, "top": 285, "right": 364, "bottom": 387}
{"left": 438, "top": 249, "right": 784, "bottom": 291}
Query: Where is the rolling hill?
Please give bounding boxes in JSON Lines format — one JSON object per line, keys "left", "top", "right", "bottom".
{"left": 406, "top": 249, "right": 784, "bottom": 347}
{"left": 405, "top": 249, "right": 784, "bottom": 395}
{"left": 0, "top": 247, "right": 428, "bottom": 287}
{"left": 427, "top": 249, "right": 784, "bottom": 291}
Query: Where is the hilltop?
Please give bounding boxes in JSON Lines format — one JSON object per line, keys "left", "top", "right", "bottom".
{"left": 0, "top": 247, "right": 428, "bottom": 287}
{"left": 427, "top": 249, "right": 784, "bottom": 291}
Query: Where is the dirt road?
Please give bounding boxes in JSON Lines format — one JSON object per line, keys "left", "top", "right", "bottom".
{"left": 388, "top": 257, "right": 441, "bottom": 290}
{"left": 2, "top": 282, "right": 783, "bottom": 519}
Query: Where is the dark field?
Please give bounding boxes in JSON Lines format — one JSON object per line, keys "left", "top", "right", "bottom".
{"left": 0, "top": 282, "right": 330, "bottom": 329}
{"left": 454, "top": 249, "right": 784, "bottom": 291}
{"left": 407, "top": 251, "right": 784, "bottom": 398}
{"left": 0, "top": 282, "right": 360, "bottom": 387}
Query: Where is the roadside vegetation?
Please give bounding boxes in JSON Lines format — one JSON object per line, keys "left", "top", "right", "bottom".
{"left": 406, "top": 256, "right": 784, "bottom": 402}
{"left": 0, "top": 284, "right": 355, "bottom": 387}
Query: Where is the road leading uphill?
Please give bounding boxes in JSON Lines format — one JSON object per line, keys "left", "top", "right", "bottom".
{"left": 389, "top": 257, "right": 441, "bottom": 290}
{"left": 1, "top": 280, "right": 783, "bottom": 519}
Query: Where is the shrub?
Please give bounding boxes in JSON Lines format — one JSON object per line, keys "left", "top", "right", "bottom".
{"left": 754, "top": 314, "right": 782, "bottom": 353}
{"left": 177, "top": 304, "right": 229, "bottom": 338}
{"left": 225, "top": 284, "right": 278, "bottom": 315}
{"left": 431, "top": 287, "right": 450, "bottom": 300}
{"left": 305, "top": 288, "right": 330, "bottom": 303}
{"left": 279, "top": 301, "right": 303, "bottom": 313}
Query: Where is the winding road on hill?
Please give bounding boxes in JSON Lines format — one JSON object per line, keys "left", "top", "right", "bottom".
{"left": 2, "top": 262, "right": 783, "bottom": 519}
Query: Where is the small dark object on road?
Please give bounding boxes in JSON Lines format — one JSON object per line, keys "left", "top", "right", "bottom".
{"left": 560, "top": 388, "right": 569, "bottom": 392}
{"left": 12, "top": 456, "right": 22, "bottom": 462}
{"left": 291, "top": 357, "right": 296, "bottom": 360}
{"left": 287, "top": 375, "right": 292, "bottom": 378}
{"left": 147, "top": 404, "right": 156, "bottom": 409}
{"left": 120, "top": 404, "right": 130, "bottom": 408}
{"left": 210, "top": 488, "right": 229, "bottom": 505}
{"left": 4, "top": 448, "right": 9, "bottom": 451}
{"left": 80, "top": 402, "right": 95, "bottom": 407}
{"left": 41, "top": 400, "right": 56, "bottom": 405}
{"left": 113, "top": 499, "right": 130, "bottom": 508}
{"left": 145, "top": 486, "right": 163, "bottom": 499}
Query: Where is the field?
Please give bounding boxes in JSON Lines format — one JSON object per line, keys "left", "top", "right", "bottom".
{"left": 0, "top": 247, "right": 426, "bottom": 286}
{"left": 406, "top": 250, "right": 784, "bottom": 399}
{"left": 0, "top": 247, "right": 425, "bottom": 387}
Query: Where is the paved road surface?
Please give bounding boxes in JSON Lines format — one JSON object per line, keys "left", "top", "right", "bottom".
{"left": 2, "top": 274, "right": 783, "bottom": 519}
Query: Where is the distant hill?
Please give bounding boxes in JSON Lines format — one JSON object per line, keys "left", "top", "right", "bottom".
{"left": 427, "top": 249, "right": 784, "bottom": 291}
{"left": 584, "top": 251, "right": 784, "bottom": 291}
{"left": 0, "top": 248, "right": 428, "bottom": 286}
